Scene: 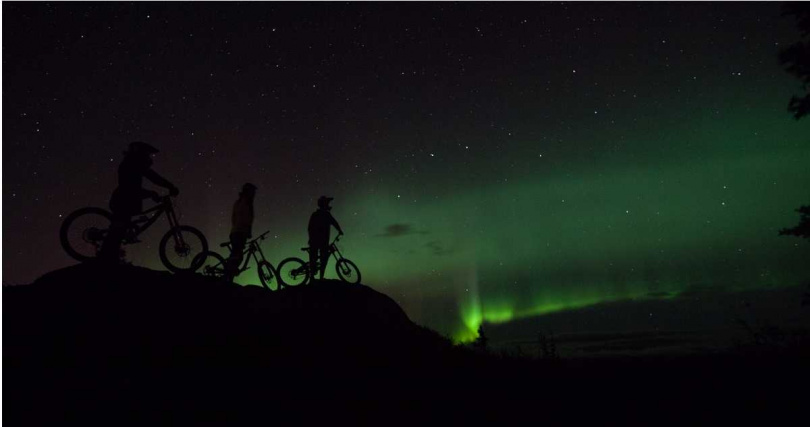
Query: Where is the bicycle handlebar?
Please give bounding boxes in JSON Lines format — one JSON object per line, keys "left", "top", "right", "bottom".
{"left": 220, "top": 230, "right": 271, "bottom": 248}
{"left": 152, "top": 194, "right": 176, "bottom": 204}
{"left": 247, "top": 230, "right": 271, "bottom": 245}
{"left": 300, "top": 234, "right": 346, "bottom": 252}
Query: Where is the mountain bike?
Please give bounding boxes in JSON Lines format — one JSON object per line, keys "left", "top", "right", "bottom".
{"left": 290, "top": 235, "right": 361, "bottom": 284}
{"left": 192, "top": 230, "right": 308, "bottom": 290}
{"left": 60, "top": 195, "right": 208, "bottom": 272}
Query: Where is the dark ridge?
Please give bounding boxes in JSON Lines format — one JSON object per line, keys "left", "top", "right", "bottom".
{"left": 4, "top": 264, "right": 460, "bottom": 374}
{"left": 4, "top": 264, "right": 806, "bottom": 424}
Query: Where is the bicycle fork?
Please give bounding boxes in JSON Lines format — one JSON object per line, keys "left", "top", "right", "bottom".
{"left": 165, "top": 204, "right": 190, "bottom": 253}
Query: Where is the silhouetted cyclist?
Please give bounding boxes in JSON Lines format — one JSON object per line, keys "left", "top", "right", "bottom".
{"left": 99, "top": 141, "right": 179, "bottom": 262}
{"left": 225, "top": 183, "right": 257, "bottom": 282}
{"left": 308, "top": 196, "right": 344, "bottom": 281}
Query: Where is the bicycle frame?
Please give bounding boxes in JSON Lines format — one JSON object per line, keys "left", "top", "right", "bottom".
{"left": 329, "top": 242, "right": 344, "bottom": 264}
{"left": 222, "top": 232, "right": 272, "bottom": 275}
{"left": 125, "top": 197, "right": 183, "bottom": 244}
{"left": 249, "top": 240, "right": 270, "bottom": 265}
{"left": 310, "top": 236, "right": 345, "bottom": 271}
{"left": 298, "top": 235, "right": 359, "bottom": 283}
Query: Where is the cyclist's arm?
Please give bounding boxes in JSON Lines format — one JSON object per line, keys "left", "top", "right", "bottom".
{"left": 144, "top": 169, "right": 179, "bottom": 194}
{"left": 330, "top": 214, "right": 344, "bottom": 235}
{"left": 307, "top": 213, "right": 315, "bottom": 235}
{"left": 139, "top": 188, "right": 160, "bottom": 200}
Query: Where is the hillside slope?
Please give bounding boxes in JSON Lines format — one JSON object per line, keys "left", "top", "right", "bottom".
{"left": 3, "top": 264, "right": 495, "bottom": 423}
{"left": 4, "top": 264, "right": 806, "bottom": 424}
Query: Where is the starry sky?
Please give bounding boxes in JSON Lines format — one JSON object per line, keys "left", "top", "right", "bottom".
{"left": 4, "top": 2, "right": 809, "bottom": 348}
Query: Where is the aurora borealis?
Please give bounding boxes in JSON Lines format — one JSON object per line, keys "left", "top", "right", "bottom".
{"left": 4, "top": 2, "right": 809, "bottom": 346}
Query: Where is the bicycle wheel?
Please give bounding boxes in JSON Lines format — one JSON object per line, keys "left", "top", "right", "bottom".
{"left": 60, "top": 207, "right": 113, "bottom": 262}
{"left": 336, "top": 259, "right": 361, "bottom": 284}
{"left": 193, "top": 251, "right": 228, "bottom": 279}
{"left": 159, "top": 225, "right": 208, "bottom": 273}
{"left": 276, "top": 257, "right": 309, "bottom": 287}
{"left": 258, "top": 261, "right": 279, "bottom": 291}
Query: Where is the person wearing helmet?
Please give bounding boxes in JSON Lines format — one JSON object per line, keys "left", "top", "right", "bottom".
{"left": 225, "top": 183, "right": 257, "bottom": 282}
{"left": 307, "top": 195, "right": 344, "bottom": 281}
{"left": 99, "top": 141, "right": 180, "bottom": 262}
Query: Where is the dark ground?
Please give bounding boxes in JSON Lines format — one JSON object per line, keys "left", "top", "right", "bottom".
{"left": 4, "top": 264, "right": 808, "bottom": 424}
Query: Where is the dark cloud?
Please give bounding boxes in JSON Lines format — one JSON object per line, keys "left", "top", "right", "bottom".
{"left": 677, "top": 284, "right": 728, "bottom": 297}
{"left": 426, "top": 240, "right": 455, "bottom": 256}
{"left": 376, "top": 223, "right": 427, "bottom": 238}
{"left": 497, "top": 330, "right": 718, "bottom": 358}
{"left": 570, "top": 332, "right": 708, "bottom": 355}
{"left": 647, "top": 291, "right": 674, "bottom": 299}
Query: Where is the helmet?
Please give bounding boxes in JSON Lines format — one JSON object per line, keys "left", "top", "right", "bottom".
{"left": 128, "top": 141, "right": 159, "bottom": 155}
{"left": 317, "top": 196, "right": 334, "bottom": 208}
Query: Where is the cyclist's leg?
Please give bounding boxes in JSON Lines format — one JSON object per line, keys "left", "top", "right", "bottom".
{"left": 317, "top": 245, "right": 329, "bottom": 280}
{"left": 99, "top": 193, "right": 136, "bottom": 262}
{"left": 308, "top": 246, "right": 318, "bottom": 279}
{"left": 225, "top": 232, "right": 247, "bottom": 280}
{"left": 99, "top": 213, "right": 130, "bottom": 261}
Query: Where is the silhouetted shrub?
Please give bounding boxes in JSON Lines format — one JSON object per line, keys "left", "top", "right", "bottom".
{"left": 779, "top": 3, "right": 810, "bottom": 119}
{"left": 779, "top": 205, "right": 810, "bottom": 239}
{"left": 733, "top": 299, "right": 810, "bottom": 356}
{"left": 472, "top": 324, "right": 489, "bottom": 353}
{"left": 537, "top": 331, "right": 559, "bottom": 360}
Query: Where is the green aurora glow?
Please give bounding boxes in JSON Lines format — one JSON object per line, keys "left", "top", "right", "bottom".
{"left": 218, "top": 99, "right": 810, "bottom": 342}
{"left": 9, "top": 3, "right": 809, "bottom": 344}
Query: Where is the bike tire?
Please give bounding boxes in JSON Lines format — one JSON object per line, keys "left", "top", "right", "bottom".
{"left": 193, "top": 251, "right": 228, "bottom": 280}
{"left": 60, "top": 207, "right": 113, "bottom": 262}
{"left": 276, "top": 257, "right": 309, "bottom": 287}
{"left": 159, "top": 225, "right": 208, "bottom": 273}
{"left": 336, "top": 259, "right": 361, "bottom": 284}
{"left": 258, "top": 261, "right": 279, "bottom": 291}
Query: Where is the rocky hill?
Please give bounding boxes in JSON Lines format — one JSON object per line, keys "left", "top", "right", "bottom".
{"left": 3, "top": 264, "right": 499, "bottom": 423}
{"left": 4, "top": 263, "right": 806, "bottom": 424}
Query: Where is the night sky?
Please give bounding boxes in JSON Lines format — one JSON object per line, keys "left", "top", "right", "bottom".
{"left": 4, "top": 2, "right": 809, "bottom": 347}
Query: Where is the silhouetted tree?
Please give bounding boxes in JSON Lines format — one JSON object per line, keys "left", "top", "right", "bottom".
{"left": 472, "top": 324, "right": 489, "bottom": 353}
{"left": 538, "top": 333, "right": 548, "bottom": 359}
{"left": 779, "top": 5, "right": 810, "bottom": 241}
{"left": 779, "top": 3, "right": 810, "bottom": 119}
{"left": 779, "top": 206, "right": 810, "bottom": 239}
{"left": 537, "top": 331, "right": 559, "bottom": 360}
{"left": 548, "top": 331, "right": 558, "bottom": 360}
